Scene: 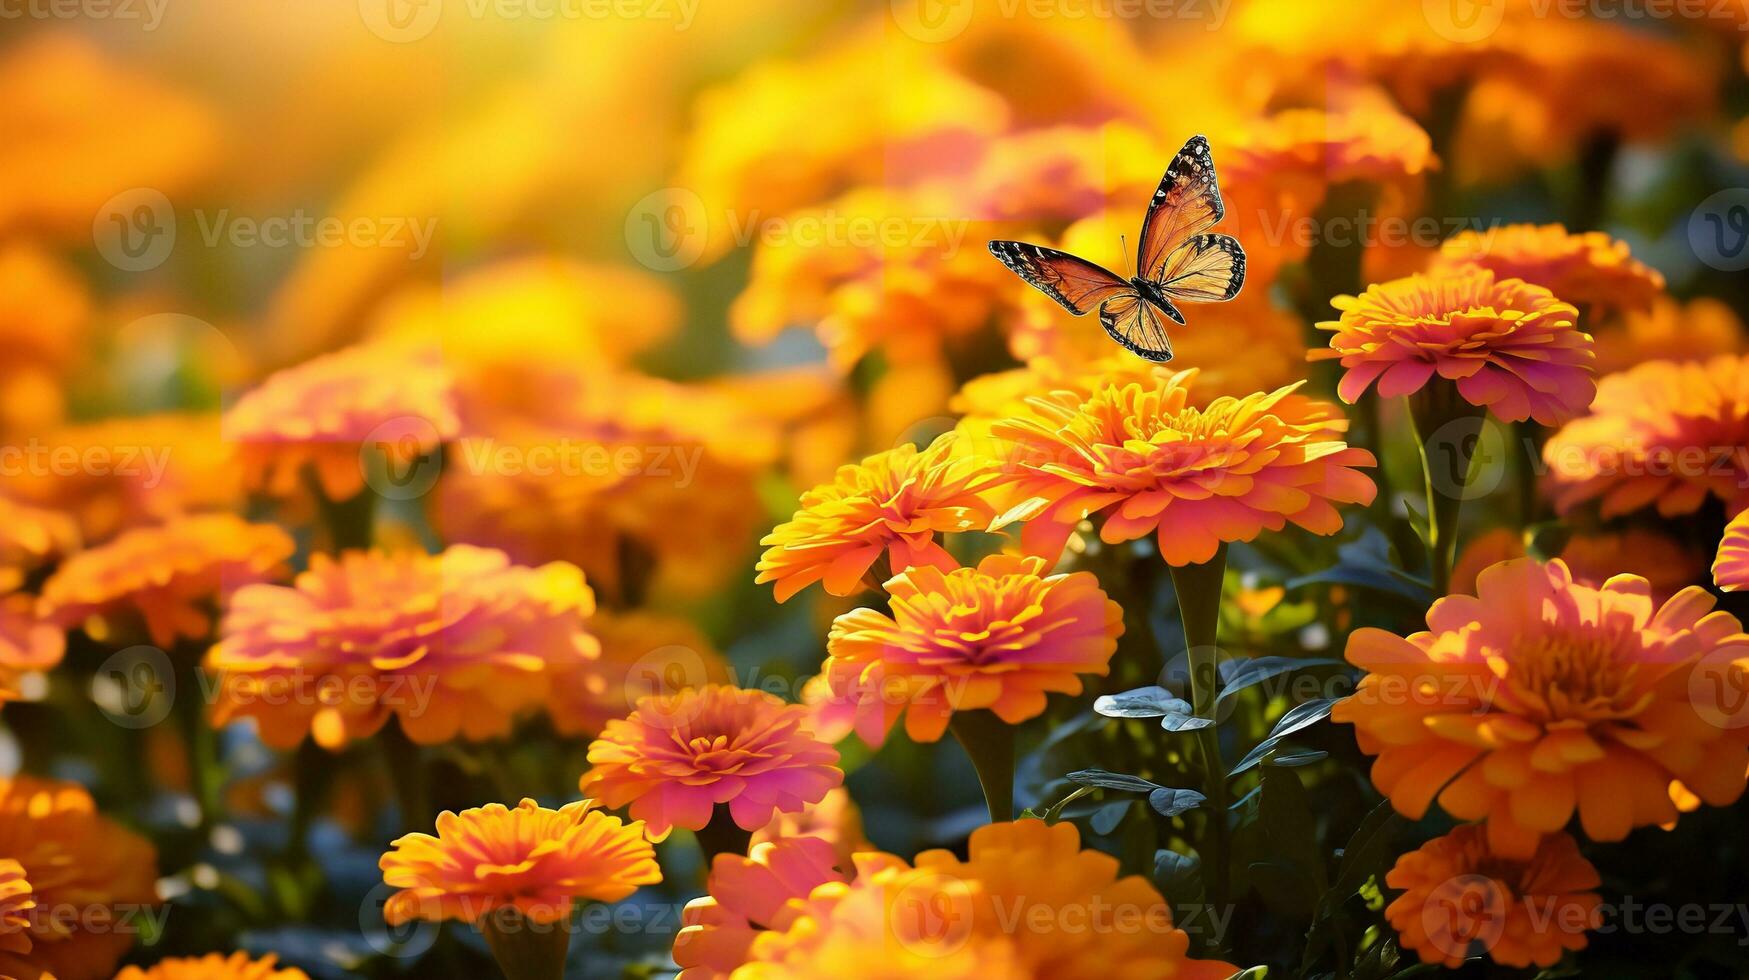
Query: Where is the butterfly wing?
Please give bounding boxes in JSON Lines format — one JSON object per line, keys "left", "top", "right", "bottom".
{"left": 989, "top": 240, "right": 1133, "bottom": 316}
{"left": 1157, "top": 233, "right": 1246, "bottom": 304}
{"left": 1099, "top": 293, "right": 1176, "bottom": 362}
{"left": 1136, "top": 135, "right": 1225, "bottom": 282}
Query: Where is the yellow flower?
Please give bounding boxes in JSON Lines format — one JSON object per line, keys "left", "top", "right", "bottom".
{"left": 210, "top": 546, "right": 598, "bottom": 750}
{"left": 756, "top": 433, "right": 999, "bottom": 604}
{"left": 1429, "top": 224, "right": 1664, "bottom": 316}
{"left": 38, "top": 514, "right": 294, "bottom": 648}
{"left": 1313, "top": 268, "right": 1593, "bottom": 425}
{"left": 1334, "top": 557, "right": 1749, "bottom": 858}
{"left": 1386, "top": 826, "right": 1600, "bottom": 969}
{"left": 1714, "top": 508, "right": 1749, "bottom": 592}
{"left": 114, "top": 953, "right": 311, "bottom": 980}
{"left": 381, "top": 798, "right": 660, "bottom": 926}
{"left": 1593, "top": 297, "right": 1744, "bottom": 376}
{"left": 824, "top": 555, "right": 1123, "bottom": 745}
{"left": 0, "top": 775, "right": 159, "bottom": 980}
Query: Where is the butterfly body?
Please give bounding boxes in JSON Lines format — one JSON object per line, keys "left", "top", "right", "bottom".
{"left": 988, "top": 135, "right": 1245, "bottom": 362}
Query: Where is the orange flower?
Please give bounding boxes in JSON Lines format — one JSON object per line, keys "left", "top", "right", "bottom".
{"left": 1452, "top": 526, "right": 1702, "bottom": 603}
{"left": 0, "top": 497, "right": 78, "bottom": 593}
{"left": 1385, "top": 826, "right": 1601, "bottom": 969}
{"left": 823, "top": 555, "right": 1122, "bottom": 746}
{"left": 1313, "top": 268, "right": 1594, "bottom": 425}
{"left": 210, "top": 546, "right": 598, "bottom": 750}
{"left": 990, "top": 372, "right": 1376, "bottom": 566}
{"left": 38, "top": 514, "right": 293, "bottom": 648}
{"left": 0, "top": 775, "right": 158, "bottom": 980}
{"left": 1594, "top": 297, "right": 1744, "bottom": 375}
{"left": 751, "top": 788, "right": 870, "bottom": 870}
{"left": 1714, "top": 509, "right": 1749, "bottom": 592}
{"left": 0, "top": 242, "right": 87, "bottom": 431}
{"left": 0, "top": 597, "right": 62, "bottom": 704}
{"left": 756, "top": 433, "right": 999, "bottom": 603}
{"left": 546, "top": 610, "right": 730, "bottom": 737}
{"left": 737, "top": 819, "right": 1237, "bottom": 980}
{"left": 1544, "top": 355, "right": 1749, "bottom": 518}
{"left": 380, "top": 798, "right": 660, "bottom": 926}
{"left": 0, "top": 859, "right": 34, "bottom": 956}
{"left": 223, "top": 341, "right": 459, "bottom": 502}
{"left": 114, "top": 953, "right": 311, "bottom": 980}
{"left": 580, "top": 685, "right": 842, "bottom": 841}
{"left": 1334, "top": 557, "right": 1749, "bottom": 858}
{"left": 672, "top": 836, "right": 866, "bottom": 980}
{"left": 1429, "top": 224, "right": 1664, "bottom": 316}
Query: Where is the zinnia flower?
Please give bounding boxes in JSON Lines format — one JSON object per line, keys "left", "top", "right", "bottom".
{"left": 1312, "top": 268, "right": 1594, "bottom": 425}
{"left": 823, "top": 555, "right": 1122, "bottom": 746}
{"left": 1385, "top": 826, "right": 1601, "bottom": 969}
{"left": 1714, "top": 509, "right": 1749, "bottom": 592}
{"left": 1452, "top": 526, "right": 1702, "bottom": 603}
{"left": 737, "top": 819, "right": 1237, "bottom": 980}
{"left": 545, "top": 610, "right": 730, "bottom": 737}
{"left": 0, "top": 496, "right": 77, "bottom": 593}
{"left": 672, "top": 836, "right": 867, "bottom": 980}
{"left": 0, "top": 859, "right": 33, "bottom": 955}
{"left": 1333, "top": 557, "right": 1749, "bottom": 858}
{"left": 379, "top": 798, "right": 660, "bottom": 926}
{"left": 750, "top": 787, "right": 870, "bottom": 870}
{"left": 209, "top": 546, "right": 599, "bottom": 750}
{"left": 756, "top": 433, "right": 999, "bottom": 603}
{"left": 1544, "top": 355, "right": 1749, "bottom": 518}
{"left": 580, "top": 685, "right": 842, "bottom": 841}
{"left": 990, "top": 371, "right": 1376, "bottom": 566}
{"left": 0, "top": 775, "right": 158, "bottom": 980}
{"left": 222, "top": 341, "right": 459, "bottom": 502}
{"left": 1594, "top": 297, "right": 1744, "bottom": 375}
{"left": 114, "top": 953, "right": 311, "bottom": 980}
{"left": 1429, "top": 224, "right": 1664, "bottom": 316}
{"left": 38, "top": 514, "right": 293, "bottom": 648}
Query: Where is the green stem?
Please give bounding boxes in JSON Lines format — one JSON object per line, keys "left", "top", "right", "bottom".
{"left": 693, "top": 806, "right": 755, "bottom": 866}
{"left": 480, "top": 908, "right": 571, "bottom": 980}
{"left": 305, "top": 466, "right": 376, "bottom": 552}
{"left": 381, "top": 720, "right": 430, "bottom": 834}
{"left": 1405, "top": 388, "right": 1486, "bottom": 597}
{"left": 948, "top": 708, "right": 1015, "bottom": 823}
{"left": 1168, "top": 545, "right": 1230, "bottom": 929}
{"left": 171, "top": 641, "right": 222, "bottom": 832}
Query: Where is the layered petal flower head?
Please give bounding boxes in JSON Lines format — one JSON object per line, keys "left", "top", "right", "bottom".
{"left": 0, "top": 597, "right": 62, "bottom": 704}
{"left": 823, "top": 555, "right": 1123, "bottom": 746}
{"left": 756, "top": 433, "right": 999, "bottom": 603}
{"left": 1594, "top": 297, "right": 1744, "bottom": 375}
{"left": 209, "top": 546, "right": 599, "bottom": 750}
{"left": 1430, "top": 224, "right": 1665, "bottom": 316}
{"left": 1386, "top": 826, "right": 1601, "bottom": 970}
{"left": 546, "top": 610, "right": 730, "bottom": 738}
{"left": 114, "top": 953, "right": 311, "bottom": 980}
{"left": 0, "top": 496, "right": 77, "bottom": 593}
{"left": 38, "top": 514, "right": 293, "bottom": 648}
{"left": 380, "top": 798, "right": 660, "bottom": 926}
{"left": 990, "top": 371, "right": 1377, "bottom": 566}
{"left": 1453, "top": 526, "right": 1702, "bottom": 604}
{"left": 580, "top": 685, "right": 843, "bottom": 841}
{"left": 222, "top": 341, "right": 459, "bottom": 501}
{"left": 0, "top": 775, "right": 158, "bottom": 980}
{"left": 1334, "top": 557, "right": 1749, "bottom": 858}
{"left": 0, "top": 859, "right": 34, "bottom": 956}
{"left": 737, "top": 819, "right": 1237, "bottom": 980}
{"left": 671, "top": 835, "right": 859, "bottom": 980}
{"left": 1544, "top": 355, "right": 1749, "bottom": 518}
{"left": 1714, "top": 509, "right": 1749, "bottom": 592}
{"left": 1312, "top": 268, "right": 1594, "bottom": 425}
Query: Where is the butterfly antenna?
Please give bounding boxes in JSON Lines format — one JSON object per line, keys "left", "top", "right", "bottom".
{"left": 1120, "top": 234, "right": 1133, "bottom": 277}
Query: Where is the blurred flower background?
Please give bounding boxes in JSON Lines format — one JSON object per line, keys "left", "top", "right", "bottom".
{"left": 3, "top": 0, "right": 1749, "bottom": 976}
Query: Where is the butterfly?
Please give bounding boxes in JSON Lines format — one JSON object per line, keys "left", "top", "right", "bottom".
{"left": 988, "top": 135, "right": 1245, "bottom": 362}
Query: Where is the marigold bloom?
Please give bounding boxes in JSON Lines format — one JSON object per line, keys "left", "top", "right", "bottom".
{"left": 1544, "top": 355, "right": 1749, "bottom": 518}
{"left": 546, "top": 610, "right": 730, "bottom": 737}
{"left": 1430, "top": 224, "right": 1664, "bottom": 316}
{"left": 1334, "top": 557, "right": 1749, "bottom": 858}
{"left": 1714, "top": 509, "right": 1749, "bottom": 592}
{"left": 0, "top": 597, "right": 62, "bottom": 704}
{"left": 990, "top": 372, "right": 1376, "bottom": 566}
{"left": 223, "top": 341, "right": 459, "bottom": 502}
{"left": 0, "top": 497, "right": 77, "bottom": 594}
{"left": 209, "top": 546, "right": 599, "bottom": 750}
{"left": 756, "top": 434, "right": 999, "bottom": 603}
{"left": 1452, "top": 527, "right": 1702, "bottom": 604}
{"left": 1594, "top": 297, "right": 1744, "bottom": 375}
{"left": 38, "top": 514, "right": 293, "bottom": 648}
{"left": 672, "top": 836, "right": 861, "bottom": 980}
{"left": 739, "top": 819, "right": 1237, "bottom": 980}
{"left": 823, "top": 555, "right": 1122, "bottom": 746}
{"left": 0, "top": 859, "right": 33, "bottom": 956}
{"left": 114, "top": 953, "right": 311, "bottom": 980}
{"left": 1313, "top": 268, "right": 1593, "bottom": 425}
{"left": 1386, "top": 826, "right": 1601, "bottom": 969}
{"left": 751, "top": 787, "right": 870, "bottom": 870}
{"left": 380, "top": 798, "right": 660, "bottom": 926}
{"left": 0, "top": 243, "right": 87, "bottom": 431}
{"left": 580, "top": 685, "right": 842, "bottom": 841}
{"left": 0, "top": 775, "right": 158, "bottom": 980}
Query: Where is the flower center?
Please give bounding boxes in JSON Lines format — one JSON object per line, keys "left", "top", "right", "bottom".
{"left": 1504, "top": 631, "right": 1643, "bottom": 722}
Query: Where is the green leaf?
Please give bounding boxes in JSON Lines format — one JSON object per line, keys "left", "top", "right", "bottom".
{"left": 1263, "top": 749, "right": 1329, "bottom": 768}
{"left": 1094, "top": 686, "right": 1191, "bottom": 718}
{"left": 1332, "top": 799, "right": 1403, "bottom": 900}
{"left": 1090, "top": 799, "right": 1131, "bottom": 835}
{"left": 1217, "top": 656, "right": 1348, "bottom": 704}
{"left": 1147, "top": 786, "right": 1207, "bottom": 817}
{"left": 1230, "top": 699, "right": 1337, "bottom": 776}
{"left": 1159, "top": 711, "right": 1215, "bottom": 732}
{"left": 1066, "top": 769, "right": 1159, "bottom": 793}
{"left": 1152, "top": 848, "right": 1203, "bottom": 903}
{"left": 1222, "top": 968, "right": 1268, "bottom": 980}
{"left": 1260, "top": 765, "right": 1327, "bottom": 897}
{"left": 1041, "top": 785, "right": 1095, "bottom": 824}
